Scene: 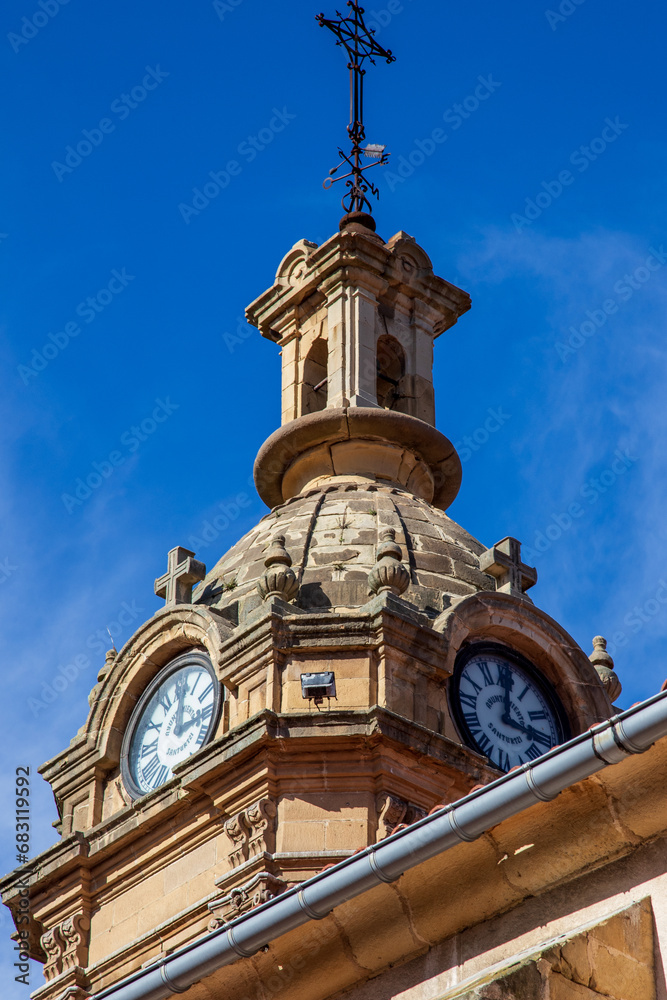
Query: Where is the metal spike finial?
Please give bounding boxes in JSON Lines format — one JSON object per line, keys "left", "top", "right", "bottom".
{"left": 316, "top": 2, "right": 396, "bottom": 223}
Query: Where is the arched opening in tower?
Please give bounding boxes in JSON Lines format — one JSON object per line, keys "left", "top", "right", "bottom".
{"left": 302, "top": 338, "right": 328, "bottom": 414}
{"left": 376, "top": 333, "right": 406, "bottom": 410}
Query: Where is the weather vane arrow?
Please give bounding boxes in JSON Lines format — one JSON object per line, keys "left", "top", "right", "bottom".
{"left": 316, "top": 2, "right": 396, "bottom": 227}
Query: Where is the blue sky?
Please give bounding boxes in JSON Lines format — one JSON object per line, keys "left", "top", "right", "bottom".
{"left": 2, "top": 0, "right": 667, "bottom": 990}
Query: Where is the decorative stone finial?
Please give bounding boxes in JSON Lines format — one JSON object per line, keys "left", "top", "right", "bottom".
{"left": 589, "top": 636, "right": 622, "bottom": 702}
{"left": 368, "top": 528, "right": 410, "bottom": 597}
{"left": 97, "top": 648, "right": 117, "bottom": 683}
{"left": 256, "top": 535, "right": 298, "bottom": 603}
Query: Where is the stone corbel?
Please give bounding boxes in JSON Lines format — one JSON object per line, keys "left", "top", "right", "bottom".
{"left": 61, "top": 914, "right": 90, "bottom": 972}
{"left": 376, "top": 793, "right": 407, "bottom": 840}
{"left": 41, "top": 925, "right": 65, "bottom": 983}
{"left": 223, "top": 812, "right": 252, "bottom": 868}
{"left": 224, "top": 798, "right": 277, "bottom": 868}
{"left": 246, "top": 799, "right": 277, "bottom": 857}
{"left": 376, "top": 794, "right": 427, "bottom": 840}
{"left": 40, "top": 913, "right": 90, "bottom": 982}
{"left": 208, "top": 871, "right": 288, "bottom": 931}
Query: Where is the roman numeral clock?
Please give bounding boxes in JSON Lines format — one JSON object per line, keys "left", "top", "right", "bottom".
{"left": 120, "top": 649, "right": 221, "bottom": 798}
{"left": 449, "top": 643, "right": 570, "bottom": 773}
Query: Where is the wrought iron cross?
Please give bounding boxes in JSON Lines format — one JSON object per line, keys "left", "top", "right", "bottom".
{"left": 317, "top": 2, "right": 396, "bottom": 219}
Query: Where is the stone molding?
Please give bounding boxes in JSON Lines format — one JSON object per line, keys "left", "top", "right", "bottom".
{"left": 253, "top": 407, "right": 462, "bottom": 510}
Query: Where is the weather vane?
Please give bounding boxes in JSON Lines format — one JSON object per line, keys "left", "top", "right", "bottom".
{"left": 316, "top": 2, "right": 396, "bottom": 224}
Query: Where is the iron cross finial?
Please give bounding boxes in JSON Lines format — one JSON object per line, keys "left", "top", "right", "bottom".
{"left": 316, "top": 2, "right": 396, "bottom": 225}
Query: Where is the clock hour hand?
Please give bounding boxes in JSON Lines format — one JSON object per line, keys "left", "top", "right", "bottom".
{"left": 177, "top": 709, "right": 202, "bottom": 734}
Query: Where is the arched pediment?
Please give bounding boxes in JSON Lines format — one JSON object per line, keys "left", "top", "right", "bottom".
{"left": 84, "top": 605, "right": 234, "bottom": 767}
{"left": 434, "top": 591, "right": 613, "bottom": 733}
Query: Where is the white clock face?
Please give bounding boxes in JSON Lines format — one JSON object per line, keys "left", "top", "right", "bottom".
{"left": 122, "top": 652, "right": 220, "bottom": 798}
{"left": 453, "top": 648, "right": 566, "bottom": 772}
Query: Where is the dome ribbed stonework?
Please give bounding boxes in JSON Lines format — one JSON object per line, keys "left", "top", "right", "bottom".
{"left": 196, "top": 481, "right": 493, "bottom": 619}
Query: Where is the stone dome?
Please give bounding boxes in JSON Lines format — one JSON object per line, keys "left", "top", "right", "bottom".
{"left": 196, "top": 480, "right": 494, "bottom": 620}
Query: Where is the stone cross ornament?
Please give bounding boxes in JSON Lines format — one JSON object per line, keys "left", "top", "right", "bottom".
{"left": 479, "top": 536, "right": 537, "bottom": 598}
{"left": 154, "top": 546, "right": 206, "bottom": 608}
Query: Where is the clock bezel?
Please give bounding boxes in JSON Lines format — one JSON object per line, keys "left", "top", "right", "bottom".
{"left": 120, "top": 648, "right": 222, "bottom": 800}
{"left": 449, "top": 641, "right": 571, "bottom": 769}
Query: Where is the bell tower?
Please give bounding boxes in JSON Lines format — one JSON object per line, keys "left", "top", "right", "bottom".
{"left": 0, "top": 8, "right": 622, "bottom": 1000}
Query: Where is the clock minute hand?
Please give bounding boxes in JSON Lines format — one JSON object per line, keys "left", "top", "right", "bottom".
{"left": 174, "top": 678, "right": 188, "bottom": 736}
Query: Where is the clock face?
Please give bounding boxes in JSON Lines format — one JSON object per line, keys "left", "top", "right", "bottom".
{"left": 121, "top": 651, "right": 221, "bottom": 799}
{"left": 451, "top": 645, "right": 568, "bottom": 772}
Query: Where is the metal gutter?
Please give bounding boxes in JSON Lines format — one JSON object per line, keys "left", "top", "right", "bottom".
{"left": 92, "top": 689, "right": 667, "bottom": 1000}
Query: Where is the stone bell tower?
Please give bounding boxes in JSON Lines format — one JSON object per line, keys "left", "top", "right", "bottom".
{"left": 0, "top": 9, "right": 621, "bottom": 996}
{"left": 0, "top": 210, "right": 619, "bottom": 998}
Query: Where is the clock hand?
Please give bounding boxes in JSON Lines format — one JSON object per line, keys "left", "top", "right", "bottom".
{"left": 177, "top": 709, "right": 202, "bottom": 734}
{"left": 174, "top": 678, "right": 188, "bottom": 737}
